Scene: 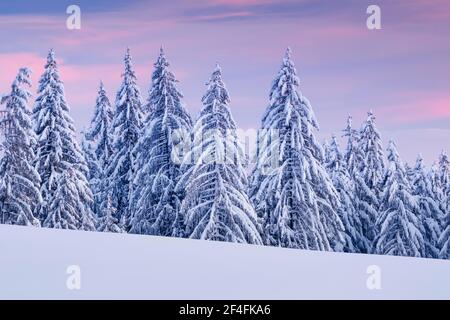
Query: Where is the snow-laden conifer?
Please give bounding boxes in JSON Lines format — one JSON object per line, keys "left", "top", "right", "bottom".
{"left": 45, "top": 166, "right": 95, "bottom": 230}
{"left": 437, "top": 151, "right": 450, "bottom": 258}
{"left": 82, "top": 81, "right": 113, "bottom": 217}
{"left": 358, "top": 111, "right": 385, "bottom": 190}
{"left": 107, "top": 48, "right": 143, "bottom": 230}
{"left": 32, "top": 50, "right": 95, "bottom": 230}
{"left": 130, "top": 48, "right": 192, "bottom": 237}
{"left": 325, "top": 135, "right": 367, "bottom": 253}
{"left": 97, "top": 191, "right": 123, "bottom": 233}
{"left": 0, "top": 68, "right": 41, "bottom": 226}
{"left": 410, "top": 154, "right": 442, "bottom": 258}
{"left": 437, "top": 151, "right": 449, "bottom": 213}
{"left": 249, "top": 49, "right": 344, "bottom": 250}
{"left": 374, "top": 140, "right": 424, "bottom": 257}
{"left": 342, "top": 115, "right": 361, "bottom": 176}
{"left": 353, "top": 111, "right": 384, "bottom": 249}
{"left": 178, "top": 64, "right": 262, "bottom": 244}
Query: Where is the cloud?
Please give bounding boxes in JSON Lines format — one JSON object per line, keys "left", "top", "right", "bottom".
{"left": 204, "top": 0, "right": 278, "bottom": 6}
{"left": 377, "top": 91, "right": 450, "bottom": 124}
{"left": 0, "top": 14, "right": 62, "bottom": 31}
{"left": 181, "top": 10, "right": 254, "bottom": 22}
{"left": 0, "top": 0, "right": 449, "bottom": 162}
{"left": 0, "top": 51, "right": 120, "bottom": 122}
{"left": 0, "top": 52, "right": 45, "bottom": 92}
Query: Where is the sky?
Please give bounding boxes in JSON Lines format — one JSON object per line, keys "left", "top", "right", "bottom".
{"left": 0, "top": 0, "right": 449, "bottom": 164}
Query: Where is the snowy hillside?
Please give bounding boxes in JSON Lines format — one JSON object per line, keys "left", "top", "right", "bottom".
{"left": 1, "top": 224, "right": 449, "bottom": 299}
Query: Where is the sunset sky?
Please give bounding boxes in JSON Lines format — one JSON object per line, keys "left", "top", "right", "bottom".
{"left": 0, "top": 0, "right": 449, "bottom": 164}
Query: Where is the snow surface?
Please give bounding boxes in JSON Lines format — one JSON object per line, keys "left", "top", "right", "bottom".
{"left": 0, "top": 224, "right": 449, "bottom": 299}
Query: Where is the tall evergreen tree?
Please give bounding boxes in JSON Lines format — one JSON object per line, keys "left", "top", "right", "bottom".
{"left": 437, "top": 151, "right": 449, "bottom": 213}
{"left": 437, "top": 151, "right": 450, "bottom": 258}
{"left": 358, "top": 111, "right": 385, "bottom": 191}
{"left": 107, "top": 48, "right": 143, "bottom": 230}
{"left": 440, "top": 180, "right": 450, "bottom": 259}
{"left": 429, "top": 162, "right": 439, "bottom": 186}
{"left": 354, "top": 111, "right": 384, "bottom": 250}
{"left": 178, "top": 65, "right": 262, "bottom": 244}
{"left": 81, "top": 131, "right": 98, "bottom": 208}
{"left": 341, "top": 115, "right": 371, "bottom": 252}
{"left": 410, "top": 154, "right": 442, "bottom": 258}
{"left": 342, "top": 115, "right": 360, "bottom": 176}
{"left": 374, "top": 140, "right": 424, "bottom": 257}
{"left": 325, "top": 135, "right": 367, "bottom": 253}
{"left": 82, "top": 81, "right": 113, "bottom": 217}
{"left": 405, "top": 161, "right": 414, "bottom": 185}
{"left": 0, "top": 68, "right": 41, "bottom": 226}
{"left": 130, "top": 48, "right": 192, "bottom": 237}
{"left": 322, "top": 139, "right": 331, "bottom": 166}
{"left": 81, "top": 132, "right": 98, "bottom": 184}
{"left": 438, "top": 151, "right": 450, "bottom": 180}
{"left": 46, "top": 166, "right": 94, "bottom": 229}
{"left": 249, "top": 48, "right": 344, "bottom": 250}
{"left": 429, "top": 163, "right": 443, "bottom": 209}
{"left": 97, "top": 191, "right": 123, "bottom": 233}
{"left": 32, "top": 50, "right": 95, "bottom": 230}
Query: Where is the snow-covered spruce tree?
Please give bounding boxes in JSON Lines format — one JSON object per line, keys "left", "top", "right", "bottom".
{"left": 81, "top": 132, "right": 98, "bottom": 182}
{"left": 437, "top": 151, "right": 449, "bottom": 213}
{"left": 130, "top": 48, "right": 192, "bottom": 237}
{"left": 410, "top": 154, "right": 442, "bottom": 258}
{"left": 248, "top": 48, "right": 344, "bottom": 250}
{"left": 46, "top": 166, "right": 95, "bottom": 229}
{"left": 325, "top": 135, "right": 367, "bottom": 253}
{"left": 33, "top": 50, "right": 95, "bottom": 230}
{"left": 322, "top": 139, "right": 331, "bottom": 166}
{"left": 438, "top": 151, "right": 450, "bottom": 179}
{"left": 342, "top": 115, "right": 361, "bottom": 176}
{"left": 107, "top": 48, "right": 143, "bottom": 230}
{"left": 353, "top": 111, "right": 384, "bottom": 250}
{"left": 97, "top": 191, "right": 123, "bottom": 233}
{"left": 0, "top": 68, "right": 41, "bottom": 226}
{"left": 437, "top": 151, "right": 450, "bottom": 258}
{"left": 440, "top": 179, "right": 450, "bottom": 259}
{"left": 429, "top": 163, "right": 443, "bottom": 209}
{"left": 358, "top": 111, "right": 385, "bottom": 190}
{"left": 405, "top": 161, "right": 414, "bottom": 185}
{"left": 81, "top": 132, "right": 99, "bottom": 219}
{"left": 177, "top": 64, "right": 262, "bottom": 244}
{"left": 82, "top": 81, "right": 114, "bottom": 218}
{"left": 374, "top": 140, "right": 424, "bottom": 257}
{"left": 341, "top": 115, "right": 372, "bottom": 252}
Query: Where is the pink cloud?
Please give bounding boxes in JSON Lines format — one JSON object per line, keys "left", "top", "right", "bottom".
{"left": 185, "top": 10, "right": 254, "bottom": 22}
{"left": 0, "top": 52, "right": 45, "bottom": 95}
{"left": 0, "top": 52, "right": 121, "bottom": 119}
{"left": 0, "top": 15, "right": 62, "bottom": 30}
{"left": 399, "top": 0, "right": 450, "bottom": 21}
{"left": 378, "top": 92, "right": 450, "bottom": 124}
{"left": 61, "top": 64, "right": 120, "bottom": 92}
{"left": 48, "top": 12, "right": 176, "bottom": 48}
{"left": 50, "top": 28, "right": 133, "bottom": 47}
{"left": 202, "top": 0, "right": 309, "bottom": 7}
{"left": 195, "top": 0, "right": 279, "bottom": 6}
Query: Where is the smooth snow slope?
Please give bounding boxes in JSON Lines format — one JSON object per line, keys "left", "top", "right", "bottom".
{"left": 0, "top": 224, "right": 449, "bottom": 299}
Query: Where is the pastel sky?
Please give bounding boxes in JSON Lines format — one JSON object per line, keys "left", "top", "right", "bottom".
{"left": 0, "top": 0, "right": 449, "bottom": 164}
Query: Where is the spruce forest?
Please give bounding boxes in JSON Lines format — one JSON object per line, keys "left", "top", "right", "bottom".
{"left": 1, "top": 47, "right": 449, "bottom": 260}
